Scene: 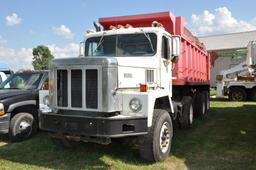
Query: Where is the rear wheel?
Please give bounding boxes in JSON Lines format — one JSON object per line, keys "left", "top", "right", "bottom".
{"left": 196, "top": 93, "right": 206, "bottom": 117}
{"left": 179, "top": 96, "right": 193, "bottom": 128}
{"left": 229, "top": 87, "right": 247, "bottom": 101}
{"left": 250, "top": 88, "right": 256, "bottom": 101}
{"left": 9, "top": 112, "right": 37, "bottom": 142}
{"left": 139, "top": 109, "right": 173, "bottom": 162}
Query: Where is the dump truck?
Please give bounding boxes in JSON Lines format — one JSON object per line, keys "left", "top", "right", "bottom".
{"left": 216, "top": 41, "right": 256, "bottom": 101}
{"left": 39, "top": 11, "right": 210, "bottom": 162}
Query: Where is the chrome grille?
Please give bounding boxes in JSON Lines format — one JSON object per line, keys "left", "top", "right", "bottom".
{"left": 56, "top": 67, "right": 99, "bottom": 110}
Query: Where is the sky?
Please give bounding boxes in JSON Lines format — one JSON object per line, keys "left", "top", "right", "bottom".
{"left": 1, "top": 0, "right": 256, "bottom": 70}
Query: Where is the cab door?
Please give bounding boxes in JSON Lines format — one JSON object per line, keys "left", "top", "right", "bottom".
{"left": 160, "top": 36, "right": 172, "bottom": 93}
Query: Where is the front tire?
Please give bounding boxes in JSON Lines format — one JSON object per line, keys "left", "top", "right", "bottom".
{"left": 139, "top": 109, "right": 173, "bottom": 162}
{"left": 9, "top": 112, "right": 36, "bottom": 142}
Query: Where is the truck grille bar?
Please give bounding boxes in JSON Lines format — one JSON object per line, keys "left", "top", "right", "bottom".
{"left": 86, "top": 69, "right": 98, "bottom": 109}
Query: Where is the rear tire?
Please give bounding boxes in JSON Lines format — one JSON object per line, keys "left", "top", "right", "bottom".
{"left": 9, "top": 112, "right": 37, "bottom": 142}
{"left": 179, "top": 96, "right": 193, "bottom": 128}
{"left": 204, "top": 91, "right": 210, "bottom": 111}
{"left": 139, "top": 109, "right": 173, "bottom": 162}
{"left": 250, "top": 88, "right": 256, "bottom": 101}
{"left": 229, "top": 87, "right": 247, "bottom": 101}
{"left": 196, "top": 93, "right": 206, "bottom": 117}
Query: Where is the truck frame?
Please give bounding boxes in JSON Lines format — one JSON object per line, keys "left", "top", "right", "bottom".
{"left": 39, "top": 11, "right": 210, "bottom": 162}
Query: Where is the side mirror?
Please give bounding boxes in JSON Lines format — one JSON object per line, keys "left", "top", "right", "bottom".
{"left": 79, "top": 41, "right": 85, "bottom": 57}
{"left": 172, "top": 36, "right": 181, "bottom": 63}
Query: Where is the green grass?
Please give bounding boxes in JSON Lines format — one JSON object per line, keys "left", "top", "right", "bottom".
{"left": 0, "top": 99, "right": 256, "bottom": 170}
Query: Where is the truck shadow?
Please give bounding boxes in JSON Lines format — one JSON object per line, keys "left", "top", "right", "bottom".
{"left": 0, "top": 132, "right": 147, "bottom": 169}
{"left": 0, "top": 103, "right": 255, "bottom": 169}
{"left": 171, "top": 103, "right": 256, "bottom": 170}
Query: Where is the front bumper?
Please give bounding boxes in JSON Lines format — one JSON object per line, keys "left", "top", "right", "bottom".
{"left": 39, "top": 112, "right": 148, "bottom": 138}
{"left": 0, "top": 113, "right": 11, "bottom": 134}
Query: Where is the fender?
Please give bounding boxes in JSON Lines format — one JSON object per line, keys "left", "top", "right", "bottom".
{"left": 7, "top": 100, "right": 37, "bottom": 113}
{"left": 118, "top": 89, "right": 174, "bottom": 127}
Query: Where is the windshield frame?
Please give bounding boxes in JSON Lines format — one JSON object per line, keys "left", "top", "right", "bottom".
{"left": 84, "top": 32, "right": 158, "bottom": 57}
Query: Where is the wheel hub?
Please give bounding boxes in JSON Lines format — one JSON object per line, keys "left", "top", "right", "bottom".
{"left": 19, "top": 120, "right": 32, "bottom": 136}
{"left": 159, "top": 122, "right": 170, "bottom": 153}
{"left": 189, "top": 104, "right": 193, "bottom": 124}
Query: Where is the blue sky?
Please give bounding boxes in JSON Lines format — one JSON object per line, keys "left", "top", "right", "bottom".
{"left": 1, "top": 0, "right": 256, "bottom": 70}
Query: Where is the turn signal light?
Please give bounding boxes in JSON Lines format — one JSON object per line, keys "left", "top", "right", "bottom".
{"left": 140, "top": 84, "right": 148, "bottom": 92}
{"left": 0, "top": 111, "right": 5, "bottom": 116}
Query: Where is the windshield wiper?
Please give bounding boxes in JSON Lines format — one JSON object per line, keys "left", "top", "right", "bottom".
{"left": 93, "top": 32, "right": 106, "bottom": 53}
{"left": 140, "top": 29, "right": 155, "bottom": 52}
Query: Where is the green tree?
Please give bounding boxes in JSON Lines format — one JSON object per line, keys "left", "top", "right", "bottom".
{"left": 32, "top": 45, "right": 54, "bottom": 70}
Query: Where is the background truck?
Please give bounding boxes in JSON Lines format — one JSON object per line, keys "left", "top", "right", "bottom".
{"left": 39, "top": 11, "right": 210, "bottom": 162}
{"left": 0, "top": 63, "right": 13, "bottom": 77}
{"left": 216, "top": 41, "right": 256, "bottom": 101}
{"left": 0, "top": 63, "right": 13, "bottom": 84}
{"left": 0, "top": 70, "right": 48, "bottom": 141}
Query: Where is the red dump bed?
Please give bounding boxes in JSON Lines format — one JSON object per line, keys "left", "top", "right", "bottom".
{"left": 99, "top": 11, "right": 210, "bottom": 86}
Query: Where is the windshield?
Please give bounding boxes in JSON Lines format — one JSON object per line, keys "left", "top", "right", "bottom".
{"left": 85, "top": 33, "right": 157, "bottom": 57}
{"left": 0, "top": 73, "right": 43, "bottom": 90}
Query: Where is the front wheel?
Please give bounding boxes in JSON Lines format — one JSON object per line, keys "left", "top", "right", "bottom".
{"left": 139, "top": 109, "right": 173, "bottom": 162}
{"left": 9, "top": 112, "right": 37, "bottom": 142}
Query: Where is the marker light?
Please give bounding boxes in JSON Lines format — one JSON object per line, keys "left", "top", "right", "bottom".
{"left": 140, "top": 84, "right": 148, "bottom": 92}
{"left": 152, "top": 21, "right": 163, "bottom": 27}
{"left": 117, "top": 25, "right": 124, "bottom": 29}
{"left": 109, "top": 25, "right": 117, "bottom": 30}
{"left": 125, "top": 24, "right": 133, "bottom": 28}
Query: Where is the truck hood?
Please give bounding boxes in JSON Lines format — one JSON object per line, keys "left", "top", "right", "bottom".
{"left": 0, "top": 89, "right": 33, "bottom": 100}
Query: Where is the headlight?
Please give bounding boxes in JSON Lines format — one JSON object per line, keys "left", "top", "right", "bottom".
{"left": 0, "top": 103, "right": 5, "bottom": 116}
{"left": 129, "top": 98, "right": 142, "bottom": 112}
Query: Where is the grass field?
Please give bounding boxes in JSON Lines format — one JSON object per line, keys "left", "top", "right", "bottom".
{"left": 0, "top": 99, "right": 256, "bottom": 170}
